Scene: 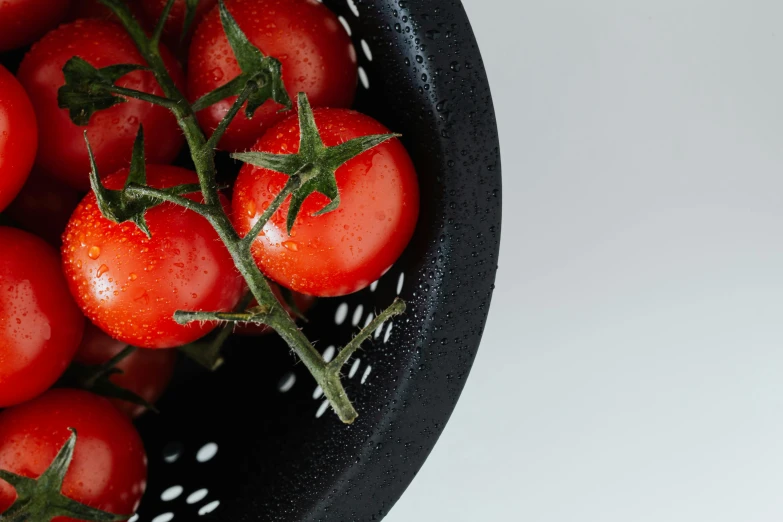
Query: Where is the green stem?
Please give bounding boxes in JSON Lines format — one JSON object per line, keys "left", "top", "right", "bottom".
{"left": 240, "top": 175, "right": 299, "bottom": 250}
{"left": 124, "top": 184, "right": 212, "bottom": 216}
{"left": 100, "top": 0, "right": 378, "bottom": 424}
{"left": 84, "top": 346, "right": 135, "bottom": 388}
{"left": 205, "top": 80, "right": 257, "bottom": 150}
{"left": 98, "top": 0, "right": 368, "bottom": 424}
{"left": 107, "top": 85, "right": 176, "bottom": 109}
{"left": 192, "top": 76, "right": 244, "bottom": 112}
{"left": 328, "top": 298, "right": 406, "bottom": 372}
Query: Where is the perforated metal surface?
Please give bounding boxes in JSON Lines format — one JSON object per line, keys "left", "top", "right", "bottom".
{"left": 48, "top": 0, "right": 499, "bottom": 520}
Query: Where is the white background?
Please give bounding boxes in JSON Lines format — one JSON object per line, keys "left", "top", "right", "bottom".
{"left": 387, "top": 1, "right": 783, "bottom": 521}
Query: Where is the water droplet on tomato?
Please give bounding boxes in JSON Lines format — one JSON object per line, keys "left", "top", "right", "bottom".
{"left": 243, "top": 199, "right": 256, "bottom": 217}
{"left": 97, "top": 264, "right": 109, "bottom": 278}
{"left": 88, "top": 246, "right": 101, "bottom": 260}
{"left": 282, "top": 241, "right": 299, "bottom": 252}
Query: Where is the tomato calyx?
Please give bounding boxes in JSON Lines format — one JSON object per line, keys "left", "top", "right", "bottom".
{"left": 0, "top": 430, "right": 131, "bottom": 522}
{"left": 86, "top": 126, "right": 202, "bottom": 237}
{"left": 61, "top": 346, "right": 160, "bottom": 414}
{"left": 233, "top": 92, "right": 401, "bottom": 235}
{"left": 191, "top": 0, "right": 290, "bottom": 117}
{"left": 57, "top": 58, "right": 147, "bottom": 126}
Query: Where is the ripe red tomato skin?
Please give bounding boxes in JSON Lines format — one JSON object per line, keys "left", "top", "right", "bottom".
{"left": 232, "top": 109, "right": 420, "bottom": 297}
{"left": 75, "top": 322, "right": 178, "bottom": 417}
{"left": 0, "top": 227, "right": 85, "bottom": 408}
{"left": 5, "top": 171, "right": 82, "bottom": 246}
{"left": 188, "top": 0, "right": 358, "bottom": 152}
{"left": 62, "top": 165, "right": 245, "bottom": 349}
{"left": 0, "top": 389, "right": 147, "bottom": 520}
{"left": 17, "top": 19, "right": 185, "bottom": 191}
{"left": 0, "top": 0, "right": 71, "bottom": 52}
{"left": 0, "top": 65, "right": 38, "bottom": 213}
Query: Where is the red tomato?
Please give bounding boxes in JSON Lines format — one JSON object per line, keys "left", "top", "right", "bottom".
{"left": 0, "top": 227, "right": 84, "bottom": 408}
{"left": 188, "top": 0, "right": 357, "bottom": 152}
{"left": 62, "top": 165, "right": 245, "bottom": 349}
{"left": 17, "top": 19, "right": 185, "bottom": 191}
{"left": 0, "top": 0, "right": 71, "bottom": 52}
{"left": 75, "top": 322, "right": 178, "bottom": 417}
{"left": 0, "top": 65, "right": 37, "bottom": 213}
{"left": 236, "top": 283, "right": 316, "bottom": 336}
{"left": 5, "top": 170, "right": 82, "bottom": 246}
{"left": 232, "top": 109, "right": 419, "bottom": 297}
{"left": 0, "top": 389, "right": 147, "bottom": 520}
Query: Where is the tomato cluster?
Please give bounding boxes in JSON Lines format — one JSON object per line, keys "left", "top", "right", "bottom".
{"left": 0, "top": 0, "right": 419, "bottom": 519}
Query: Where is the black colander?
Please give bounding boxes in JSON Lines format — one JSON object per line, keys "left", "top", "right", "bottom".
{"left": 2, "top": 0, "right": 501, "bottom": 520}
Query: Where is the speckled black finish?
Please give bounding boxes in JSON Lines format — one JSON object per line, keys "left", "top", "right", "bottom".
{"left": 1, "top": 0, "right": 501, "bottom": 520}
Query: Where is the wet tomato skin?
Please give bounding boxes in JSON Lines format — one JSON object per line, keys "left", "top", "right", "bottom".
{"left": 0, "top": 65, "right": 38, "bottom": 213}
{"left": 62, "top": 165, "right": 245, "bottom": 349}
{"left": 232, "top": 109, "right": 419, "bottom": 297}
{"left": 188, "top": 0, "right": 357, "bottom": 152}
{"left": 75, "top": 322, "right": 178, "bottom": 417}
{"left": 17, "top": 19, "right": 184, "bottom": 191}
{"left": 0, "top": 227, "right": 84, "bottom": 408}
{"left": 0, "top": 389, "right": 147, "bottom": 521}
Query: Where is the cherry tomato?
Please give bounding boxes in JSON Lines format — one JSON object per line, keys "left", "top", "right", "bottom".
{"left": 232, "top": 109, "right": 419, "bottom": 297}
{"left": 236, "top": 283, "right": 316, "bottom": 336}
{"left": 0, "top": 389, "right": 147, "bottom": 519}
{"left": 5, "top": 170, "right": 82, "bottom": 246}
{"left": 188, "top": 0, "right": 357, "bottom": 152}
{"left": 0, "top": 0, "right": 71, "bottom": 52}
{"left": 75, "top": 322, "right": 178, "bottom": 417}
{"left": 17, "top": 19, "right": 185, "bottom": 191}
{"left": 62, "top": 165, "right": 245, "bottom": 349}
{"left": 0, "top": 227, "right": 85, "bottom": 408}
{"left": 0, "top": 65, "right": 37, "bottom": 213}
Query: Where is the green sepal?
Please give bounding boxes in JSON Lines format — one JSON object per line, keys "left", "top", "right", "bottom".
{"left": 181, "top": 0, "right": 201, "bottom": 41}
{"left": 151, "top": 0, "right": 177, "bottom": 46}
{"left": 279, "top": 286, "right": 308, "bottom": 322}
{"left": 192, "top": 0, "right": 291, "bottom": 115}
{"left": 178, "top": 292, "right": 256, "bottom": 371}
{"left": 0, "top": 430, "right": 131, "bottom": 522}
{"left": 86, "top": 127, "right": 201, "bottom": 237}
{"left": 232, "top": 93, "right": 400, "bottom": 234}
{"left": 58, "top": 57, "right": 145, "bottom": 126}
